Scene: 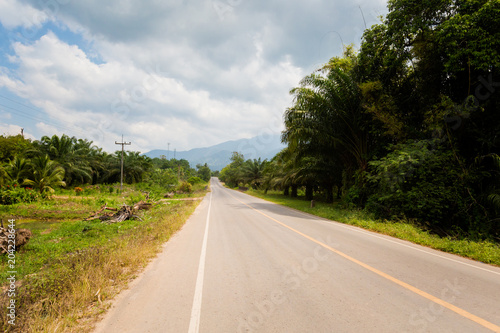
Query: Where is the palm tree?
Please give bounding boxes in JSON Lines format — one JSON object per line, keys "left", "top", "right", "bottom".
{"left": 5, "top": 156, "right": 31, "bottom": 185}
{"left": 0, "top": 164, "right": 7, "bottom": 187}
{"left": 264, "top": 147, "right": 299, "bottom": 197}
{"left": 23, "top": 155, "right": 66, "bottom": 195}
{"left": 282, "top": 57, "right": 370, "bottom": 196}
{"left": 100, "top": 151, "right": 152, "bottom": 184}
{"left": 284, "top": 67, "right": 367, "bottom": 169}
{"left": 33, "top": 134, "right": 92, "bottom": 185}
{"left": 241, "top": 158, "right": 267, "bottom": 189}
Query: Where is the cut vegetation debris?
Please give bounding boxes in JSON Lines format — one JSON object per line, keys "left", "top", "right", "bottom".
{"left": 85, "top": 201, "right": 153, "bottom": 223}
{"left": 0, "top": 224, "right": 32, "bottom": 254}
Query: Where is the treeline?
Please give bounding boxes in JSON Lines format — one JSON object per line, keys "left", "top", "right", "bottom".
{"left": 0, "top": 133, "right": 211, "bottom": 200}
{"left": 222, "top": 0, "right": 500, "bottom": 240}
{"left": 219, "top": 153, "right": 268, "bottom": 189}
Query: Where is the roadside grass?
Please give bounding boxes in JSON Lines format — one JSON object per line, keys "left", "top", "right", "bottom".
{"left": 0, "top": 183, "right": 208, "bottom": 332}
{"left": 246, "top": 190, "right": 500, "bottom": 267}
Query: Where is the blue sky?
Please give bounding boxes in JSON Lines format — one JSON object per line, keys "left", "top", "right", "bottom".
{"left": 0, "top": 0, "right": 387, "bottom": 153}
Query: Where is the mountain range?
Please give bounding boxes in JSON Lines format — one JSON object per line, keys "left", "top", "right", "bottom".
{"left": 143, "top": 134, "right": 285, "bottom": 171}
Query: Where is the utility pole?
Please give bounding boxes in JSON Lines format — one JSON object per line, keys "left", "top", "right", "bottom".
{"left": 167, "top": 142, "right": 170, "bottom": 159}
{"left": 115, "top": 135, "right": 131, "bottom": 192}
{"left": 174, "top": 148, "right": 176, "bottom": 160}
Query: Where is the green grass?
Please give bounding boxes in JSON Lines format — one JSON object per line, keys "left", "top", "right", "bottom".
{"left": 0, "top": 182, "right": 209, "bottom": 332}
{"left": 246, "top": 190, "right": 500, "bottom": 267}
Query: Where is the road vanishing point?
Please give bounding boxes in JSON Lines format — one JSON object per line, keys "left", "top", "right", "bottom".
{"left": 94, "top": 178, "right": 500, "bottom": 333}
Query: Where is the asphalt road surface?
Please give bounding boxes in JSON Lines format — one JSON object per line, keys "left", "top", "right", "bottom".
{"left": 94, "top": 178, "right": 500, "bottom": 333}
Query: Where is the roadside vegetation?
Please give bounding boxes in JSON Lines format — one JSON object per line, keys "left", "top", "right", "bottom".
{"left": 0, "top": 133, "right": 211, "bottom": 332}
{"left": 220, "top": 0, "right": 500, "bottom": 261}
{"left": 0, "top": 185, "right": 207, "bottom": 332}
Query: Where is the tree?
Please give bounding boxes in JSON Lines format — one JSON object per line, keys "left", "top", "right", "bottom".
{"left": 32, "top": 134, "right": 92, "bottom": 185}
{"left": 282, "top": 51, "right": 371, "bottom": 199}
{"left": 5, "top": 156, "right": 30, "bottom": 185}
{"left": 103, "top": 151, "right": 153, "bottom": 184}
{"left": 355, "top": 0, "right": 500, "bottom": 236}
{"left": 0, "top": 164, "right": 7, "bottom": 187}
{"left": 270, "top": 0, "right": 500, "bottom": 238}
{"left": 23, "top": 155, "right": 66, "bottom": 195}
{"left": 0, "top": 135, "right": 32, "bottom": 163}
{"left": 241, "top": 158, "right": 267, "bottom": 189}
{"left": 196, "top": 163, "right": 211, "bottom": 182}
{"left": 219, "top": 152, "right": 245, "bottom": 187}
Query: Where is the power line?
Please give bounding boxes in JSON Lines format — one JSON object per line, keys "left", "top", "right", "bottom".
{"left": 358, "top": 5, "right": 367, "bottom": 30}
{"left": 0, "top": 94, "right": 44, "bottom": 113}
{"left": 0, "top": 102, "right": 52, "bottom": 124}
{"left": 0, "top": 100, "right": 92, "bottom": 138}
{"left": 0, "top": 94, "right": 90, "bottom": 135}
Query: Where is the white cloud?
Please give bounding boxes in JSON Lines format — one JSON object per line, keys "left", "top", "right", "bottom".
{"left": 0, "top": 0, "right": 388, "bottom": 153}
{"left": 0, "top": 0, "right": 48, "bottom": 29}
{"left": 0, "top": 122, "right": 35, "bottom": 139}
{"left": 35, "top": 122, "right": 62, "bottom": 138}
{"left": 0, "top": 30, "right": 302, "bottom": 152}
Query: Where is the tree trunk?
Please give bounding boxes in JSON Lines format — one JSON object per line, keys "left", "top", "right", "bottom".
{"left": 326, "top": 185, "right": 333, "bottom": 203}
{"left": 305, "top": 184, "right": 313, "bottom": 201}
{"left": 291, "top": 184, "right": 298, "bottom": 198}
{"left": 283, "top": 186, "right": 289, "bottom": 196}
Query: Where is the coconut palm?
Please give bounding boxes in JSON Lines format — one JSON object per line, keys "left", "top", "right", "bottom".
{"left": 23, "top": 155, "right": 66, "bottom": 195}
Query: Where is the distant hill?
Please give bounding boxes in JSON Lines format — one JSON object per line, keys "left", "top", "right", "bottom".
{"left": 143, "top": 134, "right": 285, "bottom": 171}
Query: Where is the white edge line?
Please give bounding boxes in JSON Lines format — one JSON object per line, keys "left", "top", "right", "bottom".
{"left": 188, "top": 191, "right": 212, "bottom": 333}
{"left": 230, "top": 189, "right": 500, "bottom": 277}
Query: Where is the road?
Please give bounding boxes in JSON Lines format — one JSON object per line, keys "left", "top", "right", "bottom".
{"left": 94, "top": 178, "right": 500, "bottom": 333}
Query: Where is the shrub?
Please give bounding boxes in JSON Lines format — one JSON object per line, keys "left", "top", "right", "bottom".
{"left": 145, "top": 169, "right": 178, "bottom": 189}
{"left": 178, "top": 182, "right": 192, "bottom": 193}
{"left": 74, "top": 187, "right": 83, "bottom": 195}
{"left": 365, "top": 140, "right": 474, "bottom": 231}
{"left": 187, "top": 176, "right": 203, "bottom": 185}
{"left": 0, "top": 185, "right": 39, "bottom": 205}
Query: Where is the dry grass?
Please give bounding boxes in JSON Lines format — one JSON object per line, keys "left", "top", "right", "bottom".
{"left": 0, "top": 196, "right": 202, "bottom": 332}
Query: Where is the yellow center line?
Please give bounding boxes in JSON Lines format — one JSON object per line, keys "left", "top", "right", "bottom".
{"left": 227, "top": 191, "right": 500, "bottom": 332}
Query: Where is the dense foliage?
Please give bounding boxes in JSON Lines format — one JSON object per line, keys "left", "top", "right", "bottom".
{"left": 219, "top": 153, "right": 268, "bottom": 189}
{"left": 0, "top": 134, "right": 211, "bottom": 203}
{"left": 222, "top": 0, "right": 500, "bottom": 240}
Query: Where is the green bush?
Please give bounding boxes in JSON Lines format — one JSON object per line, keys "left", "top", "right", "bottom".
{"left": 145, "top": 169, "right": 178, "bottom": 189}
{"left": 365, "top": 140, "right": 474, "bottom": 231}
{"left": 0, "top": 185, "right": 39, "bottom": 205}
{"left": 187, "top": 176, "right": 203, "bottom": 185}
{"left": 178, "top": 181, "right": 192, "bottom": 193}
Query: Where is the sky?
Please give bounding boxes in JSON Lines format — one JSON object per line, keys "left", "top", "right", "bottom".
{"left": 0, "top": 0, "right": 387, "bottom": 153}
